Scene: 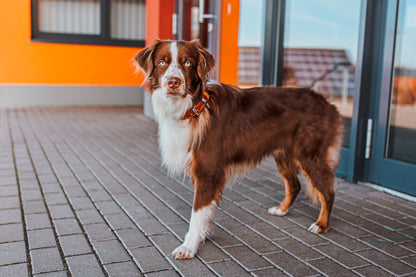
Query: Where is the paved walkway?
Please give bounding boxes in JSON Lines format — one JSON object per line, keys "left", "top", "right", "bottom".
{"left": 0, "top": 107, "right": 416, "bottom": 277}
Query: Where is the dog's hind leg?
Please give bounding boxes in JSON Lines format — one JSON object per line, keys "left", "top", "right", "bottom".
{"left": 296, "top": 158, "right": 335, "bottom": 234}
{"left": 268, "top": 152, "right": 300, "bottom": 216}
{"left": 172, "top": 171, "right": 224, "bottom": 259}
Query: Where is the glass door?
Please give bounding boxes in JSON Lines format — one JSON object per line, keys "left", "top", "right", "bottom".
{"left": 281, "top": 0, "right": 363, "bottom": 176}
{"left": 175, "top": 0, "right": 219, "bottom": 78}
{"left": 367, "top": 0, "right": 416, "bottom": 196}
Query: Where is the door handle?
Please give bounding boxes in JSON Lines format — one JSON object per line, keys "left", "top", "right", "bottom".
{"left": 199, "top": 0, "right": 216, "bottom": 23}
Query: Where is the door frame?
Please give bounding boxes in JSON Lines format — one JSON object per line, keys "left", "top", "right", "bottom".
{"left": 367, "top": 0, "right": 416, "bottom": 195}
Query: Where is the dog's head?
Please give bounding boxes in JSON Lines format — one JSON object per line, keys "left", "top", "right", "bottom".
{"left": 134, "top": 39, "right": 215, "bottom": 99}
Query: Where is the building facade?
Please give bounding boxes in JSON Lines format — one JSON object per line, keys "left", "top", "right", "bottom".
{"left": 1, "top": 0, "right": 415, "bottom": 196}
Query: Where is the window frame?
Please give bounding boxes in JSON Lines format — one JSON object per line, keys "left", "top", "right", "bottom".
{"left": 30, "top": 0, "right": 145, "bottom": 47}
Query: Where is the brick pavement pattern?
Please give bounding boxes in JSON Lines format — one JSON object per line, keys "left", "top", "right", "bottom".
{"left": 0, "top": 106, "right": 416, "bottom": 276}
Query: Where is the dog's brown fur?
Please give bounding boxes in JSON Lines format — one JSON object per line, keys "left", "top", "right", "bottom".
{"left": 135, "top": 40, "right": 344, "bottom": 258}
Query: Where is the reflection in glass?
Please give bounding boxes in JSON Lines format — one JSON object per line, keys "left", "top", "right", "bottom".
{"left": 110, "top": 0, "right": 146, "bottom": 41}
{"left": 237, "top": 0, "right": 265, "bottom": 87}
{"left": 38, "top": 0, "right": 100, "bottom": 35}
{"left": 387, "top": 0, "right": 416, "bottom": 164}
{"left": 283, "top": 0, "right": 361, "bottom": 147}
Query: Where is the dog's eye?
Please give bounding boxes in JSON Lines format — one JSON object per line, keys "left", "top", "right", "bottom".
{"left": 184, "top": 61, "right": 192, "bottom": 67}
{"left": 159, "top": 60, "right": 166, "bottom": 66}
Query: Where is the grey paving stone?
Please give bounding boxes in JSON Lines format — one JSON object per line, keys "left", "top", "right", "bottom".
{"left": 21, "top": 189, "right": 43, "bottom": 202}
{"left": 38, "top": 174, "right": 58, "bottom": 184}
{"left": 0, "top": 263, "right": 29, "bottom": 277}
{"left": 209, "top": 260, "right": 251, "bottom": 276}
{"left": 22, "top": 200, "right": 48, "bottom": 214}
{"left": 401, "top": 240, "right": 416, "bottom": 252}
{"left": 265, "top": 251, "right": 319, "bottom": 276}
{"left": 93, "top": 240, "right": 131, "bottom": 264}
{"left": 94, "top": 200, "right": 123, "bottom": 215}
{"left": 30, "top": 247, "right": 64, "bottom": 274}
{"left": 138, "top": 217, "right": 170, "bottom": 236}
{"left": 235, "top": 232, "right": 281, "bottom": 254}
{"left": 196, "top": 240, "right": 230, "bottom": 263}
{"left": 315, "top": 243, "right": 369, "bottom": 268}
{"left": 309, "top": 258, "right": 359, "bottom": 276}
{"left": 28, "top": 228, "right": 57, "bottom": 249}
{"left": 361, "top": 236, "right": 414, "bottom": 258}
{"left": 64, "top": 186, "right": 88, "bottom": 198}
{"left": 210, "top": 227, "right": 242, "bottom": 247}
{"left": 53, "top": 218, "right": 82, "bottom": 236}
{"left": 34, "top": 270, "right": 68, "bottom": 277}
{"left": 144, "top": 269, "right": 180, "bottom": 277}
{"left": 44, "top": 193, "right": 68, "bottom": 206}
{"left": 104, "top": 261, "right": 142, "bottom": 277}
{"left": 105, "top": 213, "right": 137, "bottom": 230}
{"left": 48, "top": 204, "right": 75, "bottom": 220}
{"left": 250, "top": 221, "right": 288, "bottom": 240}
{"left": 0, "top": 241, "right": 27, "bottom": 266}
{"left": 0, "top": 223, "right": 24, "bottom": 243}
{"left": 114, "top": 228, "right": 151, "bottom": 249}
{"left": 402, "top": 255, "right": 416, "bottom": 267}
{"left": 42, "top": 183, "right": 64, "bottom": 194}
{"left": 59, "top": 234, "right": 92, "bottom": 256}
{"left": 251, "top": 267, "right": 289, "bottom": 277}
{"left": 168, "top": 255, "right": 217, "bottom": 277}
{"left": 324, "top": 229, "right": 370, "bottom": 252}
{"left": 69, "top": 197, "right": 95, "bottom": 210}
{"left": 4, "top": 107, "right": 416, "bottom": 277}
{"left": 361, "top": 223, "right": 410, "bottom": 242}
{"left": 225, "top": 245, "right": 272, "bottom": 271}
{"left": 19, "top": 179, "right": 38, "bottom": 190}
{"left": 357, "top": 249, "right": 415, "bottom": 275}
{"left": 76, "top": 209, "right": 104, "bottom": 225}
{"left": 84, "top": 223, "right": 117, "bottom": 242}
{"left": 274, "top": 238, "right": 322, "bottom": 261}
{"left": 0, "top": 208, "right": 21, "bottom": 225}
{"left": 353, "top": 265, "right": 394, "bottom": 277}
{"left": 0, "top": 176, "right": 17, "bottom": 186}
{"left": 66, "top": 254, "right": 105, "bottom": 277}
{"left": 130, "top": 246, "right": 171, "bottom": 273}
{"left": 0, "top": 185, "right": 18, "bottom": 197}
{"left": 282, "top": 225, "right": 328, "bottom": 246}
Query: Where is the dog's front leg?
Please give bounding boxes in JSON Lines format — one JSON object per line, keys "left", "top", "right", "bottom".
{"left": 172, "top": 200, "right": 216, "bottom": 259}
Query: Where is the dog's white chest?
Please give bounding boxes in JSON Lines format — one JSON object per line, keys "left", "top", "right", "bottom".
{"left": 158, "top": 119, "right": 191, "bottom": 175}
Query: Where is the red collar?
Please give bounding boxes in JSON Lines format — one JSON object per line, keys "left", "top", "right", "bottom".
{"left": 182, "top": 92, "right": 210, "bottom": 120}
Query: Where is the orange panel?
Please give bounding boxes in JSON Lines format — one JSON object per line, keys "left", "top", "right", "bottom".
{"left": 0, "top": 1, "right": 148, "bottom": 85}
{"left": 218, "top": 0, "right": 240, "bottom": 85}
{"left": 145, "top": 0, "right": 175, "bottom": 45}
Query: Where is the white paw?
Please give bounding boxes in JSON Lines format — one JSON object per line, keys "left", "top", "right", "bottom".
{"left": 268, "top": 207, "right": 288, "bottom": 216}
{"left": 308, "top": 223, "right": 321, "bottom": 234}
{"left": 172, "top": 244, "right": 196, "bottom": 260}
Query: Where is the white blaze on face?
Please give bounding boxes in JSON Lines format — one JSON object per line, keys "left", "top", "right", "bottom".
{"left": 161, "top": 42, "right": 186, "bottom": 92}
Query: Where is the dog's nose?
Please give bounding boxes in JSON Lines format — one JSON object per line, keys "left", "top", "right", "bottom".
{"left": 167, "top": 77, "right": 181, "bottom": 89}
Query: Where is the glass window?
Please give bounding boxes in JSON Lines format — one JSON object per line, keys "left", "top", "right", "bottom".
{"left": 33, "top": 0, "right": 146, "bottom": 46}
{"left": 38, "top": 0, "right": 100, "bottom": 35}
{"left": 283, "top": 0, "right": 362, "bottom": 147}
{"left": 387, "top": 0, "right": 416, "bottom": 164}
{"left": 110, "top": 0, "right": 146, "bottom": 41}
{"left": 237, "top": 0, "right": 265, "bottom": 87}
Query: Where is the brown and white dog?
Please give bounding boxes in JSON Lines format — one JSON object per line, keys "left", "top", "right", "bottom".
{"left": 134, "top": 39, "right": 344, "bottom": 259}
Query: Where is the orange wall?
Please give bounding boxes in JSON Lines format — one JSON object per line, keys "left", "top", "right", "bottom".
{"left": 0, "top": 0, "right": 235, "bottom": 86}
{"left": 0, "top": 1, "right": 143, "bottom": 85}
{"left": 145, "top": 0, "right": 175, "bottom": 45}
{"left": 219, "top": 0, "right": 240, "bottom": 85}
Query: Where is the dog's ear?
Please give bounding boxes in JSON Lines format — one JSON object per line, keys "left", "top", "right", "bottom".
{"left": 133, "top": 39, "right": 161, "bottom": 76}
{"left": 190, "top": 40, "right": 215, "bottom": 81}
